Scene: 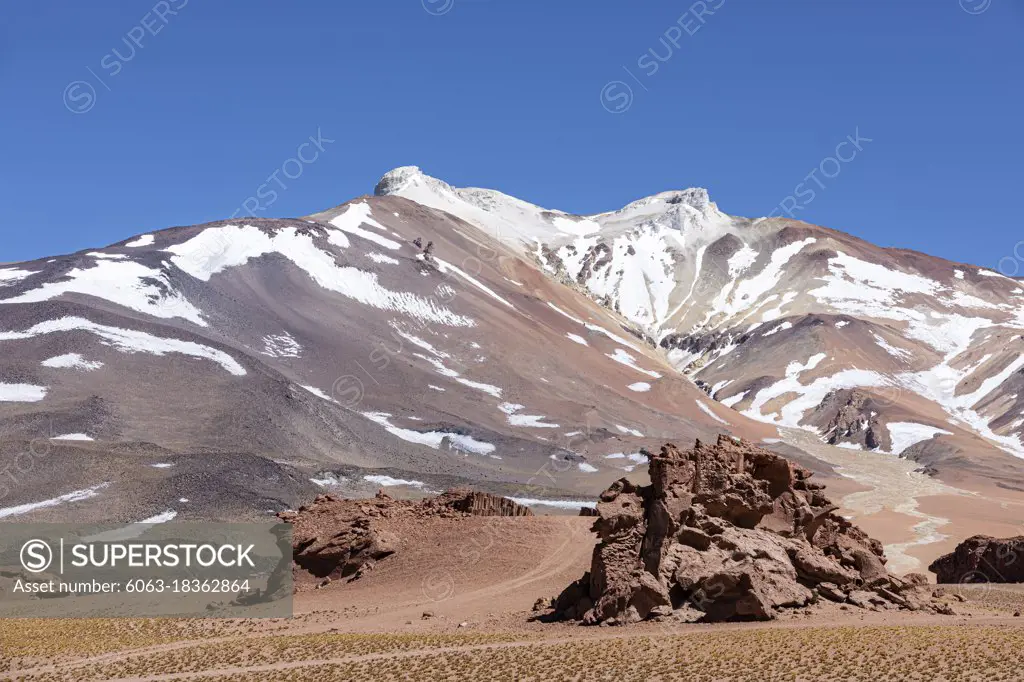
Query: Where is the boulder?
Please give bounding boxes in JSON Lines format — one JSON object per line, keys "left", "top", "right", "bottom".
{"left": 928, "top": 535, "right": 1024, "bottom": 584}
{"left": 816, "top": 582, "right": 847, "bottom": 602}
{"left": 553, "top": 436, "right": 935, "bottom": 624}
{"left": 283, "top": 488, "right": 531, "bottom": 589}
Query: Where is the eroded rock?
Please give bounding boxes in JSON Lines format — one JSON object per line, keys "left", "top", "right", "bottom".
{"left": 283, "top": 489, "right": 531, "bottom": 589}
{"left": 929, "top": 535, "right": 1024, "bottom": 584}
{"left": 553, "top": 436, "right": 943, "bottom": 624}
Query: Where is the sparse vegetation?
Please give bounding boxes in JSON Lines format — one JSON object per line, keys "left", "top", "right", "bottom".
{"left": 3, "top": 620, "right": 1024, "bottom": 681}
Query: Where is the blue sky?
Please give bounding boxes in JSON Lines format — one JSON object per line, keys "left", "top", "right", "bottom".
{"left": 2, "top": 0, "right": 1022, "bottom": 270}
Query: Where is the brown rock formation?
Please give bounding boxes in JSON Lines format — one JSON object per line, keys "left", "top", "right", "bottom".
{"left": 929, "top": 535, "right": 1024, "bottom": 584}
{"left": 810, "top": 389, "right": 887, "bottom": 451}
{"left": 426, "top": 489, "right": 534, "bottom": 517}
{"left": 554, "top": 436, "right": 943, "bottom": 624}
{"left": 281, "top": 488, "right": 531, "bottom": 589}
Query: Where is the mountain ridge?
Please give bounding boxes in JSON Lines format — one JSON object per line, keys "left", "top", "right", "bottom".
{"left": 372, "top": 167, "right": 1024, "bottom": 467}
{"left": 0, "top": 168, "right": 1022, "bottom": 538}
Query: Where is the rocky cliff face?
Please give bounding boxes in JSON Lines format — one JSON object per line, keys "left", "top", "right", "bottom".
{"left": 807, "top": 389, "right": 887, "bottom": 451}
{"left": 281, "top": 489, "right": 531, "bottom": 589}
{"left": 929, "top": 535, "right": 1024, "bottom": 584}
{"left": 554, "top": 436, "right": 942, "bottom": 624}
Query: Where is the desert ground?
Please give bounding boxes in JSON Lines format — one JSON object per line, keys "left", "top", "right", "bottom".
{"left": 779, "top": 428, "right": 1024, "bottom": 577}
{"left": 1, "top": 514, "right": 1023, "bottom": 682}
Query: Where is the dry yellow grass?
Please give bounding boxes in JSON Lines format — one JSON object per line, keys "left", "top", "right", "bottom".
{"left": 0, "top": 618, "right": 240, "bottom": 671}
{"left": 158, "top": 626, "right": 1024, "bottom": 682}
{"left": 3, "top": 588, "right": 1024, "bottom": 682}
{"left": 3, "top": 624, "right": 1024, "bottom": 682}
{"left": 9, "top": 632, "right": 524, "bottom": 681}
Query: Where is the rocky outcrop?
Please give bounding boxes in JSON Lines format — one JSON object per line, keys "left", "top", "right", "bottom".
{"left": 553, "top": 437, "right": 944, "bottom": 624}
{"left": 426, "top": 489, "right": 533, "bottom": 517}
{"left": 281, "top": 489, "right": 531, "bottom": 589}
{"left": 929, "top": 535, "right": 1024, "bottom": 584}
{"left": 807, "top": 389, "right": 887, "bottom": 451}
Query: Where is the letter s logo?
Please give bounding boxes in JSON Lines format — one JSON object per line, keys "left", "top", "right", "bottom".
{"left": 20, "top": 539, "right": 53, "bottom": 573}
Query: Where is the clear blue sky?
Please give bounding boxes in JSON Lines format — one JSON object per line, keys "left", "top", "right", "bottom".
{"left": 2, "top": 0, "right": 1022, "bottom": 269}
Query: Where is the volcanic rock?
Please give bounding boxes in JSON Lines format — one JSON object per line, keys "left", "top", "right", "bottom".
{"left": 929, "top": 535, "right": 1024, "bottom": 584}
{"left": 553, "top": 436, "right": 942, "bottom": 624}
{"left": 809, "top": 389, "right": 888, "bottom": 451}
{"left": 282, "top": 489, "right": 531, "bottom": 589}
{"left": 425, "top": 489, "right": 534, "bottom": 517}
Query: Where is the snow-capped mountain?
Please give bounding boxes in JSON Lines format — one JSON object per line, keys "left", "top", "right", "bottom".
{"left": 0, "top": 166, "right": 1021, "bottom": 523}
{"left": 378, "top": 167, "right": 1024, "bottom": 480}
{"left": 0, "top": 188, "right": 757, "bottom": 523}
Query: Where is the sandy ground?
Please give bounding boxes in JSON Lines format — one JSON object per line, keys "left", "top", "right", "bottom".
{"left": 907, "top": 492, "right": 1024, "bottom": 567}
{"left": 3, "top": 513, "right": 1024, "bottom": 681}
{"left": 293, "top": 515, "right": 595, "bottom": 631}
{"left": 779, "top": 427, "right": 1024, "bottom": 575}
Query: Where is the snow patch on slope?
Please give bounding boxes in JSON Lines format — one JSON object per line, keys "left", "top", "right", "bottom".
{"left": 566, "top": 333, "right": 588, "bottom": 346}
{"left": 364, "top": 475, "right": 429, "bottom": 489}
{"left": 329, "top": 202, "right": 401, "bottom": 250}
{"left": 0, "top": 268, "right": 36, "bottom": 287}
{"left": 0, "top": 482, "right": 109, "bottom": 519}
{"left": 0, "top": 317, "right": 246, "bottom": 376}
{"left": 605, "top": 348, "right": 662, "bottom": 378}
{"left": 366, "top": 252, "right": 400, "bottom": 265}
{"left": 696, "top": 400, "right": 730, "bottom": 425}
{"left": 361, "top": 412, "right": 497, "bottom": 455}
{"left": 728, "top": 245, "right": 759, "bottom": 276}
{"left": 125, "top": 234, "right": 155, "bottom": 248}
{"left": 41, "top": 353, "right": 103, "bottom": 371}
{"left": 897, "top": 344, "right": 1024, "bottom": 457}
{"left": 167, "top": 225, "right": 474, "bottom": 327}
{"left": 0, "top": 260, "right": 205, "bottom": 326}
{"left": 886, "top": 422, "right": 952, "bottom": 455}
{"left": 498, "top": 402, "right": 559, "bottom": 428}
{"left": 0, "top": 383, "right": 47, "bottom": 402}
{"left": 301, "top": 385, "right": 338, "bottom": 404}
{"left": 261, "top": 332, "right": 302, "bottom": 358}
{"left": 546, "top": 302, "right": 642, "bottom": 350}
{"left": 139, "top": 510, "right": 178, "bottom": 524}
{"left": 872, "top": 333, "right": 912, "bottom": 361}
{"left": 763, "top": 321, "right": 792, "bottom": 337}
{"left": 720, "top": 391, "right": 747, "bottom": 408}
{"left": 743, "top": 353, "right": 890, "bottom": 429}
{"left": 700, "top": 239, "right": 816, "bottom": 331}
{"left": 435, "top": 257, "right": 514, "bottom": 309}
{"left": 415, "top": 354, "right": 503, "bottom": 397}
{"left": 52, "top": 433, "right": 94, "bottom": 441}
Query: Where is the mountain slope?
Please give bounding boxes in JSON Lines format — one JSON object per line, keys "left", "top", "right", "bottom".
{"left": 1, "top": 166, "right": 1022, "bottom": 527}
{"left": 0, "top": 194, "right": 759, "bottom": 523}
{"left": 377, "top": 167, "right": 1024, "bottom": 482}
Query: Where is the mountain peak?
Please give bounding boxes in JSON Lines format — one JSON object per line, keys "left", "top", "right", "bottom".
{"left": 375, "top": 166, "right": 717, "bottom": 221}
{"left": 600, "top": 186, "right": 722, "bottom": 226}
{"left": 369, "top": 165, "right": 732, "bottom": 255}
{"left": 634, "top": 187, "right": 712, "bottom": 212}
{"left": 374, "top": 165, "right": 450, "bottom": 197}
